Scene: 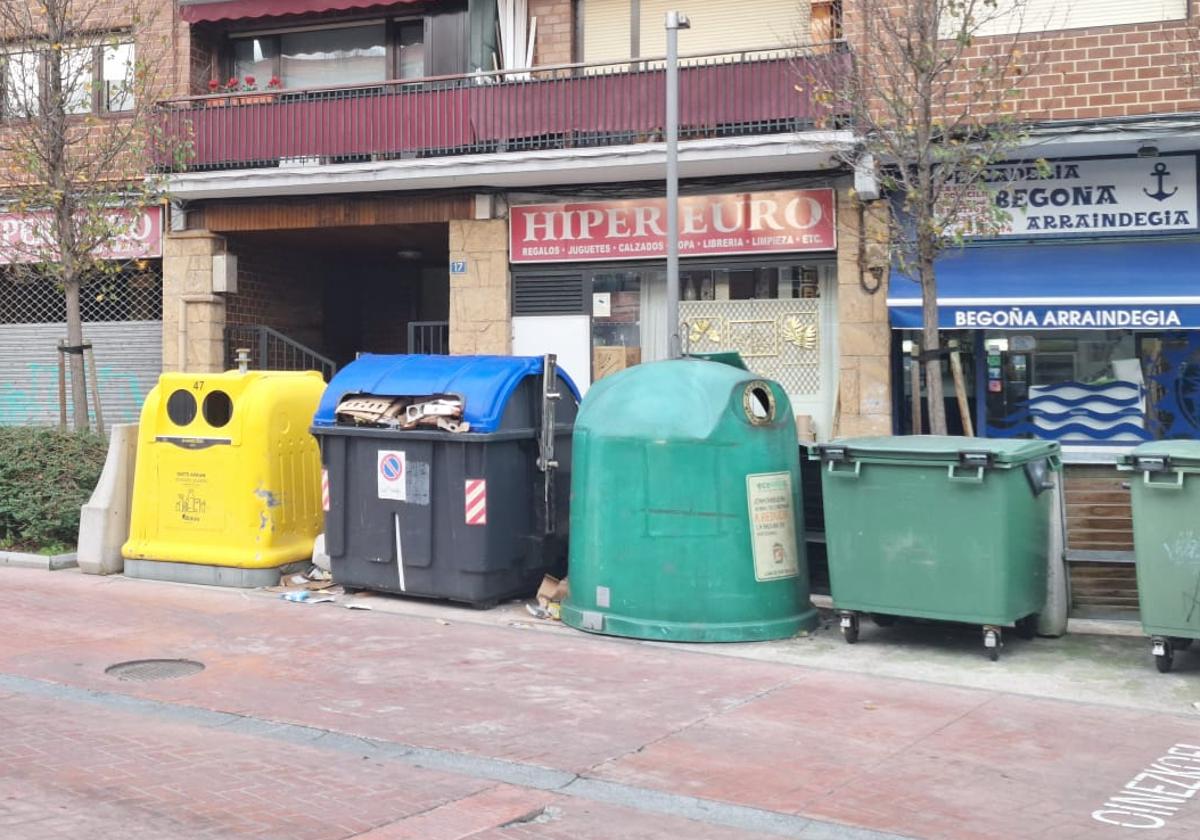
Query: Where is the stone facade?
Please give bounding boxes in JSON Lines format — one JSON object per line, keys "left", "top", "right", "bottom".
{"left": 162, "top": 231, "right": 226, "bottom": 373}
{"left": 449, "top": 219, "right": 512, "bottom": 356}
{"left": 834, "top": 188, "right": 892, "bottom": 437}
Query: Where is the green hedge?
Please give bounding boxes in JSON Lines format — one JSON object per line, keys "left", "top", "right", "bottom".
{"left": 0, "top": 427, "right": 108, "bottom": 551}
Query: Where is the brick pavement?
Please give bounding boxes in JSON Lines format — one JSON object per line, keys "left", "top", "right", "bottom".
{"left": 2, "top": 568, "right": 1200, "bottom": 839}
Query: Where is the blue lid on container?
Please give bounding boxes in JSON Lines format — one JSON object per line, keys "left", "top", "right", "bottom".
{"left": 313, "top": 354, "right": 580, "bottom": 433}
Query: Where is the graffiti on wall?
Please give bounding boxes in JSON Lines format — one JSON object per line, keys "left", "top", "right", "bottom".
{"left": 0, "top": 361, "right": 153, "bottom": 429}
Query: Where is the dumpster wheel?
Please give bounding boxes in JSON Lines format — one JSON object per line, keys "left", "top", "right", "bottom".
{"left": 983, "top": 626, "right": 1002, "bottom": 661}
{"left": 839, "top": 612, "right": 859, "bottom": 644}
{"left": 1153, "top": 637, "right": 1174, "bottom": 673}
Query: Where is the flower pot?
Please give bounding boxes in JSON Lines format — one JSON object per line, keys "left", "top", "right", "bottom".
{"left": 233, "top": 93, "right": 275, "bottom": 106}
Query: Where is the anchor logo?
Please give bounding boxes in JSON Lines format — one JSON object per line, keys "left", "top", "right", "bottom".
{"left": 1144, "top": 162, "right": 1179, "bottom": 202}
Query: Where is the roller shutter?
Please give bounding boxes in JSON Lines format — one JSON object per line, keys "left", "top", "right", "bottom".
{"left": 0, "top": 320, "right": 162, "bottom": 431}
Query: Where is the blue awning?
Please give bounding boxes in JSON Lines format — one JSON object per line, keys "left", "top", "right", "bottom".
{"left": 887, "top": 240, "right": 1200, "bottom": 329}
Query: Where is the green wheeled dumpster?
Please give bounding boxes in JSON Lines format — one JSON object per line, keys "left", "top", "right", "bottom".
{"left": 1123, "top": 442, "right": 1200, "bottom": 673}
{"left": 816, "top": 436, "right": 1060, "bottom": 660}
{"left": 561, "top": 358, "right": 819, "bottom": 643}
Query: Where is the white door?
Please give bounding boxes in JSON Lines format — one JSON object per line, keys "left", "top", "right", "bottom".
{"left": 512, "top": 315, "right": 593, "bottom": 394}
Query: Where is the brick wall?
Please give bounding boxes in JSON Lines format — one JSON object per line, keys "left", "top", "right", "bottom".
{"left": 1004, "top": 20, "right": 1200, "bottom": 121}
{"left": 841, "top": 2, "right": 1200, "bottom": 123}
{"left": 0, "top": 0, "right": 186, "bottom": 203}
{"left": 225, "top": 249, "right": 326, "bottom": 356}
{"left": 530, "top": 0, "right": 574, "bottom": 66}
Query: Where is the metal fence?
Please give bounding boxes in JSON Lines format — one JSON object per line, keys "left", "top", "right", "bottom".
{"left": 0, "top": 262, "right": 162, "bottom": 324}
{"left": 224, "top": 324, "right": 336, "bottom": 380}
{"left": 408, "top": 320, "right": 449, "bottom": 355}
{"left": 155, "top": 45, "right": 849, "bottom": 172}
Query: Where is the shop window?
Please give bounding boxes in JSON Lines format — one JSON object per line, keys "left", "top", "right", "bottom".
{"left": 680, "top": 265, "right": 821, "bottom": 301}
{"left": 1142, "top": 333, "right": 1200, "bottom": 440}
{"left": 898, "top": 330, "right": 976, "bottom": 437}
{"left": 590, "top": 269, "right": 665, "bottom": 373}
{"left": 982, "top": 331, "right": 1151, "bottom": 443}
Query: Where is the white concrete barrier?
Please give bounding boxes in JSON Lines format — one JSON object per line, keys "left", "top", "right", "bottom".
{"left": 1038, "top": 471, "right": 1070, "bottom": 637}
{"left": 77, "top": 423, "right": 138, "bottom": 575}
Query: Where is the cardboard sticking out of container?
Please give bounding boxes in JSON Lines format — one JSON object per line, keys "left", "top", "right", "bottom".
{"left": 537, "top": 574, "right": 568, "bottom": 605}
{"left": 593, "top": 346, "right": 641, "bottom": 381}
{"left": 796, "top": 414, "right": 816, "bottom": 442}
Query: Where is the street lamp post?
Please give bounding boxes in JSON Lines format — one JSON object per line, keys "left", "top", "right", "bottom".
{"left": 665, "top": 10, "right": 690, "bottom": 359}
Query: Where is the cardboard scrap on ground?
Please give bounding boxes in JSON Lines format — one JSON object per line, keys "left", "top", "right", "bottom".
{"left": 526, "top": 575, "right": 568, "bottom": 620}
{"left": 267, "top": 566, "right": 337, "bottom": 593}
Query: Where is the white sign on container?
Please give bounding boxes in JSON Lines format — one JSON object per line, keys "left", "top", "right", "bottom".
{"left": 746, "top": 471, "right": 799, "bottom": 582}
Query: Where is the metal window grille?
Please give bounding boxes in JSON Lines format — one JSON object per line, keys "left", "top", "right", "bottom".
{"left": 0, "top": 262, "right": 163, "bottom": 324}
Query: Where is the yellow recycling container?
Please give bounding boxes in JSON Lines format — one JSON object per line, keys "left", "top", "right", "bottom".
{"left": 122, "top": 370, "right": 326, "bottom": 587}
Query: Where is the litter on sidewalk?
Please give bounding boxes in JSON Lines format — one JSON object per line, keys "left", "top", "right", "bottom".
{"left": 281, "top": 590, "right": 336, "bottom": 604}
{"left": 526, "top": 574, "right": 568, "bottom": 620}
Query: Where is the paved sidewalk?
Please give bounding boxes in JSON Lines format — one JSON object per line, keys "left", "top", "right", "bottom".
{"left": 2, "top": 567, "right": 1200, "bottom": 839}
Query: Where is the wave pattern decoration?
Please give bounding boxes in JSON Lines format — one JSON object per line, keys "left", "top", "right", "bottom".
{"left": 988, "top": 421, "right": 1153, "bottom": 441}
{"left": 992, "top": 380, "right": 1151, "bottom": 442}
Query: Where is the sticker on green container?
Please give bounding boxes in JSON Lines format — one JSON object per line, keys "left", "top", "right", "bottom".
{"left": 746, "top": 472, "right": 799, "bottom": 582}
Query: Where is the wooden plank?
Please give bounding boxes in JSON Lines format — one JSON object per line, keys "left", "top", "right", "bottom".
{"left": 1065, "top": 492, "right": 1132, "bottom": 505}
{"left": 1066, "top": 516, "right": 1133, "bottom": 530}
{"left": 1065, "top": 503, "right": 1133, "bottom": 517}
{"left": 1074, "top": 597, "right": 1141, "bottom": 608}
{"left": 1071, "top": 539, "right": 1135, "bottom": 550}
{"left": 198, "top": 194, "right": 474, "bottom": 232}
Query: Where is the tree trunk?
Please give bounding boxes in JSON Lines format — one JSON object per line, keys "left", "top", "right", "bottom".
{"left": 919, "top": 257, "right": 947, "bottom": 435}
{"left": 63, "top": 277, "right": 89, "bottom": 431}
{"left": 46, "top": 0, "right": 88, "bottom": 431}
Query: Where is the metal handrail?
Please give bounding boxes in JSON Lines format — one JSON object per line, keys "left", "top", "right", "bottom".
{"left": 225, "top": 324, "right": 336, "bottom": 380}
{"left": 157, "top": 41, "right": 848, "bottom": 107}
{"left": 153, "top": 42, "right": 850, "bottom": 173}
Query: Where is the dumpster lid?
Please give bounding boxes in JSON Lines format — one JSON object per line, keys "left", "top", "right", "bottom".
{"left": 1128, "top": 440, "right": 1200, "bottom": 469}
{"left": 313, "top": 354, "right": 580, "bottom": 433}
{"left": 819, "top": 435, "right": 1059, "bottom": 465}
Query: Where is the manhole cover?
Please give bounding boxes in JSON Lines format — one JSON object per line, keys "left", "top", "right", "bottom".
{"left": 105, "top": 659, "right": 205, "bottom": 682}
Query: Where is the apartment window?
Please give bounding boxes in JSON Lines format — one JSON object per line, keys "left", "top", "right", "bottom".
{"left": 2, "top": 41, "right": 135, "bottom": 118}
{"left": 282, "top": 24, "right": 387, "bottom": 88}
{"left": 103, "top": 43, "right": 135, "bottom": 112}
{"left": 225, "top": 5, "right": 473, "bottom": 92}
{"left": 232, "top": 23, "right": 389, "bottom": 89}
{"left": 4, "top": 52, "right": 40, "bottom": 116}
{"left": 395, "top": 20, "right": 425, "bottom": 79}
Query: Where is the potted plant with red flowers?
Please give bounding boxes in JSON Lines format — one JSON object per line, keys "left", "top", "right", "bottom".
{"left": 233, "top": 75, "right": 276, "bottom": 105}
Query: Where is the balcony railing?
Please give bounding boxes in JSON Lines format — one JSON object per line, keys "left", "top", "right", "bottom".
{"left": 155, "top": 45, "right": 848, "bottom": 172}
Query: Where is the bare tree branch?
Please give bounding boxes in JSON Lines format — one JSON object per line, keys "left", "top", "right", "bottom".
{"left": 0, "top": 0, "right": 177, "bottom": 430}
{"left": 806, "top": 0, "right": 1048, "bottom": 434}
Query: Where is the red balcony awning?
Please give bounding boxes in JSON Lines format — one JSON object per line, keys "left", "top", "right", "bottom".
{"left": 180, "top": 0, "right": 423, "bottom": 24}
